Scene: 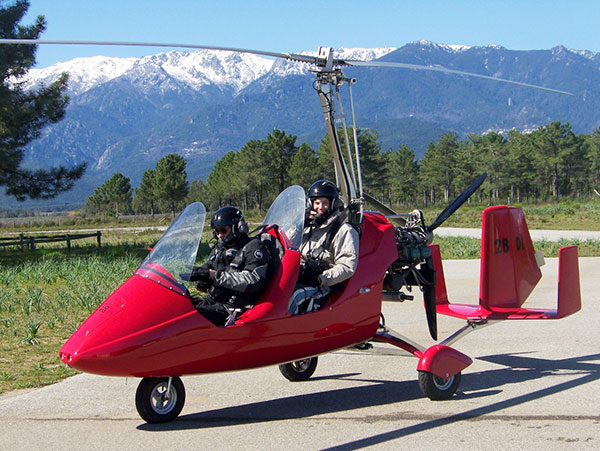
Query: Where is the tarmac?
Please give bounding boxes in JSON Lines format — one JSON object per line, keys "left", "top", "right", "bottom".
{"left": 1, "top": 256, "right": 598, "bottom": 450}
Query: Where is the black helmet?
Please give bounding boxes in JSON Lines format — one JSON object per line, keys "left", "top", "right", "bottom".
{"left": 308, "top": 180, "right": 341, "bottom": 213}
{"left": 211, "top": 206, "right": 249, "bottom": 244}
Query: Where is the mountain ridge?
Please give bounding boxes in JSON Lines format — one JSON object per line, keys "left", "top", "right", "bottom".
{"left": 7, "top": 42, "right": 599, "bottom": 209}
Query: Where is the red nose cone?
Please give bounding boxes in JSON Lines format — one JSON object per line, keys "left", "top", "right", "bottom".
{"left": 59, "top": 274, "right": 210, "bottom": 376}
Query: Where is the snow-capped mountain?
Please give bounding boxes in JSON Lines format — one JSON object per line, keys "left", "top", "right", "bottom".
{"left": 12, "top": 42, "right": 600, "bottom": 209}
{"left": 24, "top": 47, "right": 395, "bottom": 94}
{"left": 24, "top": 56, "right": 137, "bottom": 95}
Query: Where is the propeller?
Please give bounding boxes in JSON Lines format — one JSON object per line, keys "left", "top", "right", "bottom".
{"left": 342, "top": 60, "right": 573, "bottom": 96}
{"left": 0, "top": 39, "right": 573, "bottom": 95}
{"left": 427, "top": 172, "right": 487, "bottom": 232}
{"left": 422, "top": 173, "right": 487, "bottom": 340}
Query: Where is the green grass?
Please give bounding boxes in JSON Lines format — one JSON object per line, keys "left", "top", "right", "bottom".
{"left": 419, "top": 200, "right": 600, "bottom": 231}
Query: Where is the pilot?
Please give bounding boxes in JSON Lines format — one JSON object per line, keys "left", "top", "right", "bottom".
{"left": 290, "top": 180, "right": 360, "bottom": 314}
{"left": 185, "top": 206, "right": 272, "bottom": 326}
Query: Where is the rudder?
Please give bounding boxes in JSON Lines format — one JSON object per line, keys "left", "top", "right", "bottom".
{"left": 480, "top": 206, "right": 542, "bottom": 310}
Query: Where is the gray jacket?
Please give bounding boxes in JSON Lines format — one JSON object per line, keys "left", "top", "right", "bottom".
{"left": 299, "top": 211, "right": 360, "bottom": 287}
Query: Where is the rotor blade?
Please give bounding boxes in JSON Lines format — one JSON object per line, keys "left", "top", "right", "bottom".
{"left": 363, "top": 192, "right": 406, "bottom": 226}
{"left": 0, "top": 38, "right": 318, "bottom": 64}
{"left": 343, "top": 60, "right": 573, "bottom": 96}
{"left": 427, "top": 172, "right": 487, "bottom": 232}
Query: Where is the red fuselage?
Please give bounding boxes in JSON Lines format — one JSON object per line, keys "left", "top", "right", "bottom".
{"left": 59, "top": 212, "right": 397, "bottom": 377}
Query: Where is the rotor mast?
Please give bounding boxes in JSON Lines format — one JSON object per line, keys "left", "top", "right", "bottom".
{"left": 313, "top": 47, "right": 363, "bottom": 218}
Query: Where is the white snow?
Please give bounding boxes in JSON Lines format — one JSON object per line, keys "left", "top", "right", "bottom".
{"left": 22, "top": 47, "right": 397, "bottom": 96}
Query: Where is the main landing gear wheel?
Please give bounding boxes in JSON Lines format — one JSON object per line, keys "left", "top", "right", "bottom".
{"left": 418, "top": 370, "right": 461, "bottom": 400}
{"left": 279, "top": 357, "right": 318, "bottom": 381}
{"left": 135, "top": 376, "right": 186, "bottom": 423}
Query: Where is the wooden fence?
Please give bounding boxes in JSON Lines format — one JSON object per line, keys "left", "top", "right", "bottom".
{"left": 0, "top": 231, "right": 102, "bottom": 252}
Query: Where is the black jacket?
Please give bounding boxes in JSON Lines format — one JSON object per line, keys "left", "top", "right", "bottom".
{"left": 201, "top": 235, "right": 271, "bottom": 308}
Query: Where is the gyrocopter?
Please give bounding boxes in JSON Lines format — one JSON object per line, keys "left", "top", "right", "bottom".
{"left": 0, "top": 39, "right": 581, "bottom": 423}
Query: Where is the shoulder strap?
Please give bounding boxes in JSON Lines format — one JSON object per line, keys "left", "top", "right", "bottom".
{"left": 323, "top": 212, "right": 344, "bottom": 251}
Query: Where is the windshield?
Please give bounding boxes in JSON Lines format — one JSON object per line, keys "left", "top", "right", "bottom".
{"left": 136, "top": 202, "right": 206, "bottom": 294}
{"left": 263, "top": 185, "right": 305, "bottom": 249}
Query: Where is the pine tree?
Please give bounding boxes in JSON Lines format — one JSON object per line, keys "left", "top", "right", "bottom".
{"left": 85, "top": 173, "right": 132, "bottom": 217}
{"left": 288, "top": 143, "right": 320, "bottom": 190}
{"left": 132, "top": 169, "right": 157, "bottom": 215}
{"left": 0, "top": 0, "right": 86, "bottom": 200}
{"left": 154, "top": 154, "right": 188, "bottom": 217}
{"left": 384, "top": 144, "right": 419, "bottom": 207}
{"left": 420, "top": 132, "right": 461, "bottom": 204}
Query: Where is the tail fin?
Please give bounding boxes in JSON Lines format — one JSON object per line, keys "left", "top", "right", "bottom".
{"left": 480, "top": 206, "right": 541, "bottom": 310}
{"left": 434, "top": 205, "right": 581, "bottom": 321}
{"left": 556, "top": 246, "right": 581, "bottom": 318}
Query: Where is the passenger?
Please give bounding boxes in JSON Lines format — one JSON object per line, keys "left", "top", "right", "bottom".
{"left": 290, "top": 180, "right": 360, "bottom": 314}
{"left": 184, "top": 206, "right": 271, "bottom": 326}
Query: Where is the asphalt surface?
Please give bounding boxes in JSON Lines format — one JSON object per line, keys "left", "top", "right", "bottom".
{"left": 1, "top": 257, "right": 598, "bottom": 450}
{"left": 435, "top": 227, "right": 600, "bottom": 241}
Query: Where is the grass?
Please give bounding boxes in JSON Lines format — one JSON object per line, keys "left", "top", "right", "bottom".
{"left": 1, "top": 201, "right": 599, "bottom": 395}
{"left": 422, "top": 199, "right": 600, "bottom": 230}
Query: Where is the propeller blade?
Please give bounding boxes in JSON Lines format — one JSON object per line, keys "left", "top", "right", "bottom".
{"left": 363, "top": 192, "right": 407, "bottom": 226}
{"left": 421, "top": 258, "right": 438, "bottom": 341}
{"left": 343, "top": 60, "right": 573, "bottom": 96}
{"left": 0, "top": 38, "right": 318, "bottom": 64}
{"left": 427, "top": 172, "right": 487, "bottom": 232}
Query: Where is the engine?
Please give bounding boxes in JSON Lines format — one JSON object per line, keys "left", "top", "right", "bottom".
{"left": 383, "top": 210, "right": 436, "bottom": 302}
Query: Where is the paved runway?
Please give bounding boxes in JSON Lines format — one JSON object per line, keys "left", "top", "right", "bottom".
{"left": 436, "top": 226, "right": 600, "bottom": 241}
{"left": 1, "top": 257, "right": 598, "bottom": 450}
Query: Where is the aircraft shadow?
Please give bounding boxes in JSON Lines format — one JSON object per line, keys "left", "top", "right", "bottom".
{"left": 138, "top": 352, "right": 600, "bottom": 439}
{"left": 324, "top": 352, "right": 600, "bottom": 450}
{"left": 138, "top": 374, "right": 423, "bottom": 431}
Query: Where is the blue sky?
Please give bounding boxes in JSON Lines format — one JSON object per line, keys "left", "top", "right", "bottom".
{"left": 23, "top": 0, "right": 600, "bottom": 68}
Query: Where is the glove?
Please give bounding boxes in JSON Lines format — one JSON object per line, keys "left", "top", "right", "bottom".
{"left": 181, "top": 266, "right": 210, "bottom": 282}
{"left": 299, "top": 266, "right": 321, "bottom": 287}
{"left": 194, "top": 279, "right": 210, "bottom": 291}
{"left": 191, "top": 266, "right": 210, "bottom": 282}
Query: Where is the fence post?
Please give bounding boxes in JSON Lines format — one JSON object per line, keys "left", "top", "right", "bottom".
{"left": 19, "top": 233, "right": 24, "bottom": 252}
{"left": 97, "top": 231, "right": 102, "bottom": 248}
{"left": 66, "top": 234, "right": 71, "bottom": 252}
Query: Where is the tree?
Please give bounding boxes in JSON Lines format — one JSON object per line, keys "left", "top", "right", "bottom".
{"left": 420, "top": 132, "right": 461, "bottom": 204}
{"left": 154, "top": 154, "right": 188, "bottom": 217}
{"left": 317, "top": 127, "right": 383, "bottom": 196}
{"left": 0, "top": 0, "right": 86, "bottom": 200}
{"left": 236, "top": 140, "right": 274, "bottom": 211}
{"left": 85, "top": 173, "right": 132, "bottom": 217}
{"left": 467, "top": 132, "right": 508, "bottom": 203}
{"left": 132, "top": 168, "right": 157, "bottom": 215}
{"left": 185, "top": 179, "right": 206, "bottom": 205}
{"left": 264, "top": 129, "right": 297, "bottom": 193}
{"left": 531, "top": 122, "right": 583, "bottom": 199}
{"left": 203, "top": 151, "right": 242, "bottom": 209}
{"left": 288, "top": 143, "right": 320, "bottom": 189}
{"left": 384, "top": 144, "right": 419, "bottom": 207}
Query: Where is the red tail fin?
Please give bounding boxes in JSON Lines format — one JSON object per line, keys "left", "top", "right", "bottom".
{"left": 434, "top": 205, "right": 580, "bottom": 321}
{"left": 556, "top": 246, "right": 581, "bottom": 318}
{"left": 480, "top": 206, "right": 541, "bottom": 310}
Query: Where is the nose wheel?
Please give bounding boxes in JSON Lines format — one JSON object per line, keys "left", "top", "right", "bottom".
{"left": 135, "top": 376, "right": 186, "bottom": 423}
{"left": 417, "top": 370, "right": 461, "bottom": 400}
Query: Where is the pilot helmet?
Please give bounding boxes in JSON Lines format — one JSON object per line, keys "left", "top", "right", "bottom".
{"left": 307, "top": 179, "right": 342, "bottom": 216}
{"left": 211, "top": 206, "right": 249, "bottom": 244}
